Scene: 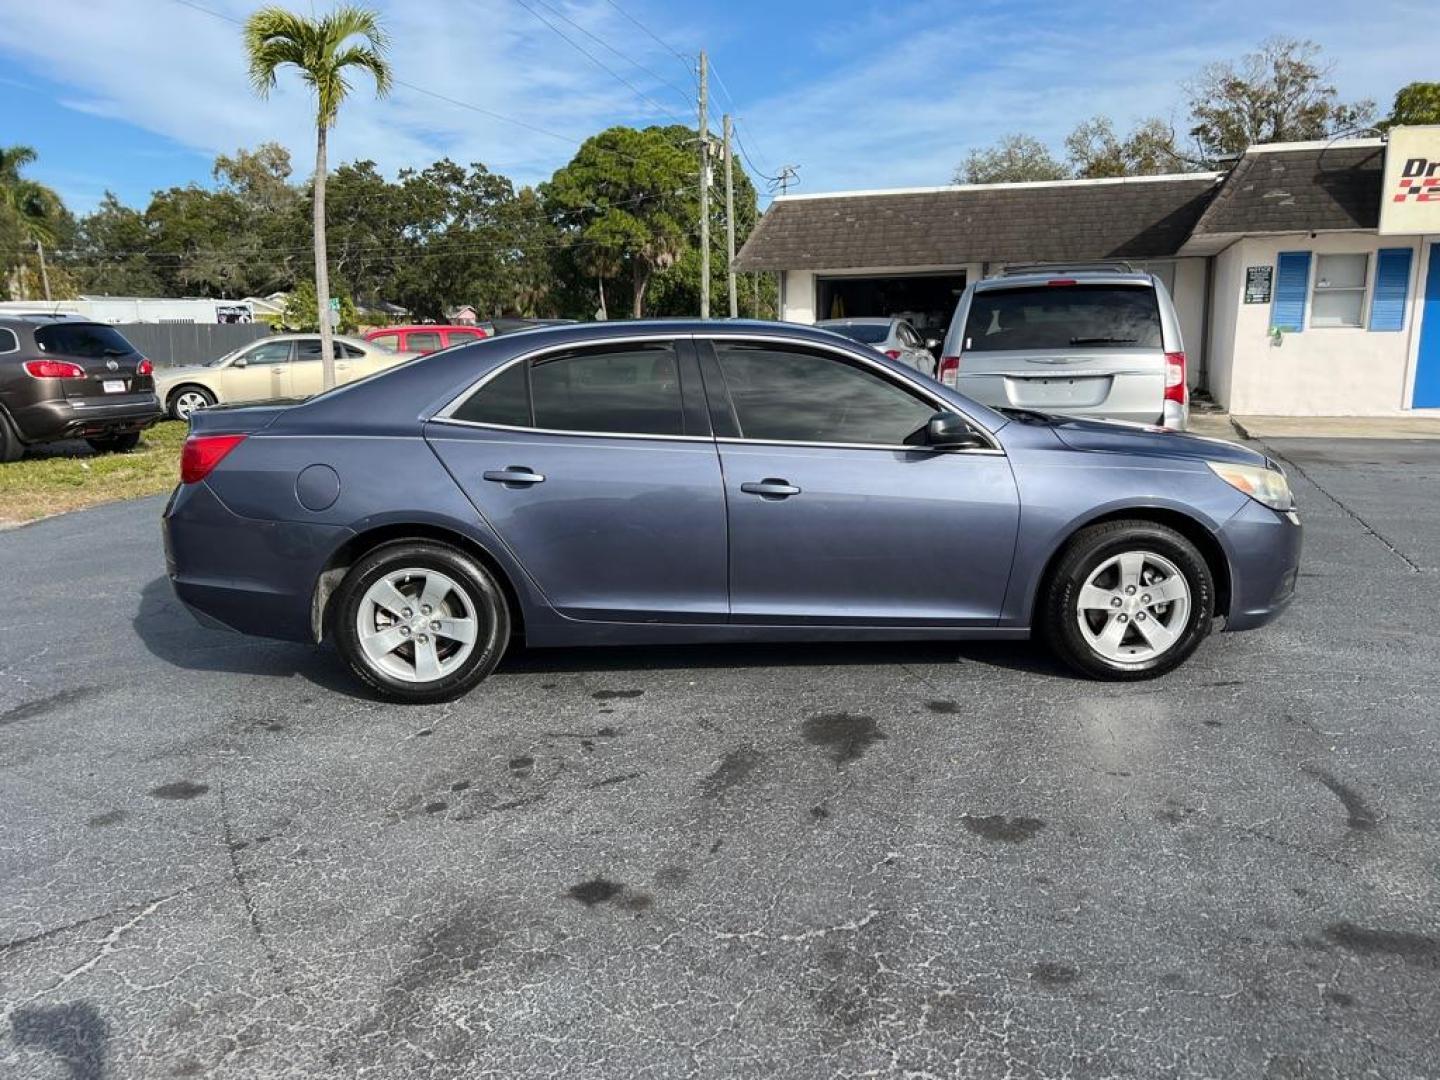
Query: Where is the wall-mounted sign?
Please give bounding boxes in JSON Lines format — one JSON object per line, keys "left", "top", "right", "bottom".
{"left": 1244, "top": 265, "right": 1273, "bottom": 303}
{"left": 1379, "top": 125, "right": 1440, "bottom": 235}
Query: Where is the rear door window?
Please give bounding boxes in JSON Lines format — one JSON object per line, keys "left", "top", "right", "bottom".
{"left": 406, "top": 331, "right": 444, "bottom": 353}
{"left": 447, "top": 329, "right": 482, "bottom": 344}
{"left": 963, "top": 284, "right": 1162, "bottom": 351}
{"left": 35, "top": 323, "right": 137, "bottom": 358}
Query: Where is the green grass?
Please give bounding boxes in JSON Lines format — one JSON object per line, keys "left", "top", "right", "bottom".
{"left": 0, "top": 421, "right": 188, "bottom": 524}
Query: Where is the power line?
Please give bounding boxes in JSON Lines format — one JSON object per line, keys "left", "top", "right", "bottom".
{"left": 510, "top": 0, "right": 687, "bottom": 124}
{"left": 596, "top": 0, "right": 692, "bottom": 72}
{"left": 521, "top": 0, "right": 694, "bottom": 110}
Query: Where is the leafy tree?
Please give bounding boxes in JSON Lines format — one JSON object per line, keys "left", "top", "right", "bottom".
{"left": 68, "top": 193, "right": 165, "bottom": 296}
{"left": 1382, "top": 82, "right": 1440, "bottom": 130}
{"left": 245, "top": 4, "right": 392, "bottom": 389}
{"left": 0, "top": 145, "right": 71, "bottom": 300}
{"left": 1065, "top": 116, "right": 1194, "bottom": 178}
{"left": 1185, "top": 37, "right": 1373, "bottom": 163}
{"left": 543, "top": 125, "right": 696, "bottom": 317}
{"left": 282, "top": 278, "right": 357, "bottom": 332}
{"left": 955, "top": 134, "right": 1067, "bottom": 184}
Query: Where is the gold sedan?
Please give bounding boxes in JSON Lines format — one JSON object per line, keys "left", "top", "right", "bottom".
{"left": 155, "top": 334, "right": 417, "bottom": 420}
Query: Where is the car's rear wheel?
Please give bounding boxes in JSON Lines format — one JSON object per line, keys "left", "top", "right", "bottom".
{"left": 1040, "top": 520, "right": 1213, "bottom": 680}
{"left": 0, "top": 412, "right": 22, "bottom": 463}
{"left": 86, "top": 432, "right": 141, "bottom": 454}
{"left": 331, "top": 541, "right": 510, "bottom": 703}
{"left": 169, "top": 386, "right": 214, "bottom": 421}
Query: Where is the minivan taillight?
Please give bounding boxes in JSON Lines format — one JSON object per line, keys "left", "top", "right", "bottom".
{"left": 23, "top": 359, "right": 86, "bottom": 379}
{"left": 137, "top": 358, "right": 154, "bottom": 376}
{"left": 1164, "top": 351, "right": 1187, "bottom": 404}
{"left": 938, "top": 355, "right": 961, "bottom": 387}
{"left": 180, "top": 433, "right": 246, "bottom": 484}
{"left": 883, "top": 349, "right": 902, "bottom": 360}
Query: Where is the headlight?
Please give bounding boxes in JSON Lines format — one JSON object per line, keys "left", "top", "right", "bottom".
{"left": 1207, "top": 461, "right": 1294, "bottom": 512}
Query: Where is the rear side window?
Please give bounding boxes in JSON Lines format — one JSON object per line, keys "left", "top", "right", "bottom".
{"left": 35, "top": 323, "right": 136, "bottom": 358}
{"left": 963, "top": 284, "right": 1162, "bottom": 351}
{"left": 450, "top": 342, "right": 685, "bottom": 436}
{"left": 406, "top": 331, "right": 443, "bottom": 353}
{"left": 0, "top": 328, "right": 17, "bottom": 353}
{"left": 448, "top": 329, "right": 482, "bottom": 343}
{"left": 713, "top": 343, "right": 934, "bottom": 446}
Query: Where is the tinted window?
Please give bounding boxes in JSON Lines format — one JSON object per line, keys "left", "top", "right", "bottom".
{"left": 35, "top": 323, "right": 136, "bottom": 359}
{"left": 963, "top": 284, "right": 1162, "bottom": 351}
{"left": 824, "top": 323, "right": 889, "bottom": 344}
{"left": 406, "top": 332, "right": 443, "bottom": 353}
{"left": 370, "top": 332, "right": 400, "bottom": 352}
{"left": 714, "top": 344, "right": 934, "bottom": 445}
{"left": 0, "top": 328, "right": 17, "bottom": 353}
{"left": 531, "top": 343, "right": 683, "bottom": 435}
{"left": 244, "top": 341, "right": 292, "bottom": 364}
{"left": 453, "top": 362, "right": 529, "bottom": 427}
{"left": 448, "top": 329, "right": 481, "bottom": 342}
{"left": 340, "top": 343, "right": 364, "bottom": 358}
{"left": 295, "top": 340, "right": 355, "bottom": 360}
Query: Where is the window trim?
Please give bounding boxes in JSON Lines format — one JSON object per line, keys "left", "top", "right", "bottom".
{"left": 1308, "top": 251, "right": 1372, "bottom": 331}
{"left": 432, "top": 332, "right": 1002, "bottom": 454}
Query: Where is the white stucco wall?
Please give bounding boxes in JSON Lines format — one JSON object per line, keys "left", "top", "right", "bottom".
{"left": 1210, "top": 233, "right": 1433, "bottom": 416}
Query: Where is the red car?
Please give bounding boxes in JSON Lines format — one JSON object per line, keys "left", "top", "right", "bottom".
{"left": 364, "top": 325, "right": 488, "bottom": 355}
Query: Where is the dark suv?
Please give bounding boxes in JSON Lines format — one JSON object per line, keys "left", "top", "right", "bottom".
{"left": 0, "top": 316, "right": 163, "bottom": 461}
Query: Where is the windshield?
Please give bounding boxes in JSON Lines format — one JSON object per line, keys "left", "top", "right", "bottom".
{"left": 963, "top": 284, "right": 1162, "bottom": 351}
{"left": 824, "top": 323, "right": 890, "bottom": 344}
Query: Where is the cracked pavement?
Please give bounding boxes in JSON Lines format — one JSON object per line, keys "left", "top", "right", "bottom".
{"left": 1, "top": 437, "right": 1438, "bottom": 1078}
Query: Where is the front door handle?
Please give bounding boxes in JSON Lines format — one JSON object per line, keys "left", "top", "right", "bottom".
{"left": 740, "top": 478, "right": 800, "bottom": 499}
{"left": 483, "top": 467, "right": 545, "bottom": 486}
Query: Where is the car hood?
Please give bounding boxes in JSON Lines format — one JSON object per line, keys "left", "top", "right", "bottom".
{"left": 1049, "top": 415, "right": 1269, "bottom": 467}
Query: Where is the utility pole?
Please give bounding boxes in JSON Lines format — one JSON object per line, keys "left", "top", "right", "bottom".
{"left": 36, "top": 240, "right": 51, "bottom": 302}
{"left": 698, "top": 50, "right": 710, "bottom": 319}
{"left": 723, "top": 114, "right": 737, "bottom": 319}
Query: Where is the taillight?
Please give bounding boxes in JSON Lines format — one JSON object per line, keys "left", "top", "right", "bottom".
{"left": 1046, "top": 278, "right": 1078, "bottom": 286}
{"left": 23, "top": 359, "right": 86, "bottom": 379}
{"left": 938, "top": 355, "right": 961, "bottom": 387}
{"left": 137, "top": 358, "right": 154, "bottom": 376}
{"left": 1164, "top": 351, "right": 1187, "bottom": 404}
{"left": 180, "top": 433, "right": 246, "bottom": 484}
{"left": 883, "top": 349, "right": 902, "bottom": 360}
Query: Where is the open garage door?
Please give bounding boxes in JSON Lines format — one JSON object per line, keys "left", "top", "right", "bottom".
{"left": 815, "top": 272, "right": 967, "bottom": 343}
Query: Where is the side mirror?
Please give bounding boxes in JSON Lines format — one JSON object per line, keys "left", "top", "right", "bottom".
{"left": 926, "top": 412, "right": 988, "bottom": 451}
{"left": 231, "top": 356, "right": 248, "bottom": 368}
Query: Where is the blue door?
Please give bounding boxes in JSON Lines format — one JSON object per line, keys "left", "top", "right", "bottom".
{"left": 1414, "top": 244, "right": 1440, "bottom": 408}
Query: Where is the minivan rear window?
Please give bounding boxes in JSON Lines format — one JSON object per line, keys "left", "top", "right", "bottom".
{"left": 963, "top": 284, "right": 1162, "bottom": 351}
{"left": 34, "top": 323, "right": 137, "bottom": 359}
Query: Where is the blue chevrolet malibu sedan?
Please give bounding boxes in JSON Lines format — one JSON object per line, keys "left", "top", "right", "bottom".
{"left": 163, "top": 320, "right": 1301, "bottom": 702}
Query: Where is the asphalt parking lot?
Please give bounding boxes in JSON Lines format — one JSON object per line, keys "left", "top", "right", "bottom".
{"left": 2, "top": 437, "right": 1438, "bottom": 1079}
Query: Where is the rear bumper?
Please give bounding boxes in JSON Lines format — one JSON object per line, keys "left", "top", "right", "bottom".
{"left": 1218, "top": 500, "right": 1303, "bottom": 631}
{"left": 163, "top": 480, "right": 350, "bottom": 643}
{"left": 12, "top": 394, "right": 162, "bottom": 442}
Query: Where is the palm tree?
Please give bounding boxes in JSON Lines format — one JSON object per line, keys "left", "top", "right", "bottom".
{"left": 244, "top": 6, "right": 391, "bottom": 389}
{"left": 1, "top": 145, "right": 63, "bottom": 300}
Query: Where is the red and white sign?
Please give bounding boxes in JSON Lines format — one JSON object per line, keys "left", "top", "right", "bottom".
{"left": 1379, "top": 126, "right": 1440, "bottom": 235}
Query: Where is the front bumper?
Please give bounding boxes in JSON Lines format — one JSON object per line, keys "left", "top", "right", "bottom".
{"left": 1218, "top": 499, "right": 1303, "bottom": 631}
{"left": 163, "top": 480, "right": 350, "bottom": 643}
{"left": 13, "top": 393, "right": 163, "bottom": 443}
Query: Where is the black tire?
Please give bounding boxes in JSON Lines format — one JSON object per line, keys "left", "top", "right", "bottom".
{"left": 331, "top": 541, "right": 510, "bottom": 703}
{"left": 86, "top": 432, "right": 141, "bottom": 454}
{"left": 168, "top": 385, "right": 215, "bottom": 420}
{"left": 0, "top": 412, "right": 22, "bottom": 464}
{"left": 1040, "top": 519, "right": 1214, "bottom": 680}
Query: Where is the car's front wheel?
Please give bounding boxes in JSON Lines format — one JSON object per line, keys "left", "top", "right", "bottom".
{"left": 1040, "top": 520, "right": 1214, "bottom": 680}
{"left": 331, "top": 541, "right": 510, "bottom": 703}
{"left": 168, "top": 386, "right": 215, "bottom": 421}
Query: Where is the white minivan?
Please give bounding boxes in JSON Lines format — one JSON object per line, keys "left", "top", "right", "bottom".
{"left": 937, "top": 265, "right": 1188, "bottom": 430}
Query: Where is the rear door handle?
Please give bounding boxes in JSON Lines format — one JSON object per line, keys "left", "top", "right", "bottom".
{"left": 483, "top": 467, "right": 545, "bottom": 486}
{"left": 740, "top": 478, "right": 800, "bottom": 498}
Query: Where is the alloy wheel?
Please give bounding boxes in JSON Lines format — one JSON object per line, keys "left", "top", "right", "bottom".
{"left": 174, "top": 391, "right": 210, "bottom": 420}
{"left": 356, "top": 568, "right": 481, "bottom": 683}
{"left": 1075, "top": 550, "right": 1191, "bottom": 664}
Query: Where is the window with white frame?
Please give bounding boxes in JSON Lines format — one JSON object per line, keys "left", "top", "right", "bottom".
{"left": 1309, "top": 253, "right": 1369, "bottom": 328}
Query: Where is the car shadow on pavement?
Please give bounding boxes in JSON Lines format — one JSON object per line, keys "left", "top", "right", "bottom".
{"left": 132, "top": 576, "right": 363, "bottom": 697}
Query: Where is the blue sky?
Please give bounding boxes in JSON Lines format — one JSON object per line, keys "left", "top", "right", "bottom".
{"left": 0, "top": 0, "right": 1432, "bottom": 215}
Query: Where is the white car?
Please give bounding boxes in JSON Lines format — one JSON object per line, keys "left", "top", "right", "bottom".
{"left": 155, "top": 334, "right": 418, "bottom": 420}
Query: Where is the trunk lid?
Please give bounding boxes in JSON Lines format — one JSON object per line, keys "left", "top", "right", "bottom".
{"left": 957, "top": 347, "right": 1165, "bottom": 421}
{"left": 187, "top": 403, "right": 291, "bottom": 436}
{"left": 31, "top": 322, "right": 153, "bottom": 401}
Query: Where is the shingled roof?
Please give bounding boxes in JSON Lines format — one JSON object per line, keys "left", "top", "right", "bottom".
{"left": 733, "top": 174, "right": 1222, "bottom": 272}
{"left": 1185, "top": 141, "right": 1385, "bottom": 241}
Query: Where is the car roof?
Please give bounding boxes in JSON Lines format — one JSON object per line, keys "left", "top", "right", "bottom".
{"left": 370, "top": 324, "right": 480, "bottom": 333}
{"left": 816, "top": 317, "right": 893, "bottom": 326}
{"left": 976, "top": 269, "right": 1157, "bottom": 291}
